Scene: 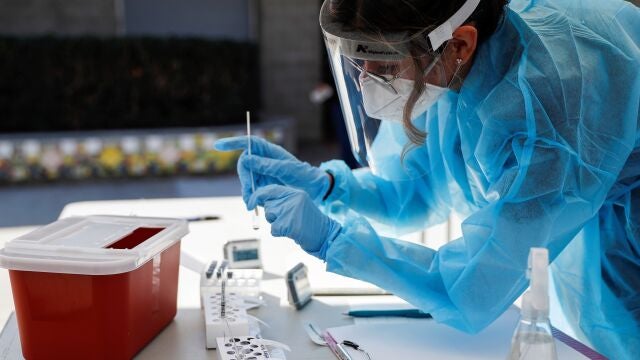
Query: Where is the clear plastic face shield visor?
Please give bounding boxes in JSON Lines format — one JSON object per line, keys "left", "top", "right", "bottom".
{"left": 319, "top": 0, "right": 481, "bottom": 181}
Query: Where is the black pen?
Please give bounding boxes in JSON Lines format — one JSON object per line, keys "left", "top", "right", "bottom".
{"left": 184, "top": 215, "right": 220, "bottom": 222}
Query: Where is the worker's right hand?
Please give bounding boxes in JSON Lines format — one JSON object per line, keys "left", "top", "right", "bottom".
{"left": 247, "top": 185, "right": 341, "bottom": 260}
{"left": 214, "top": 136, "right": 331, "bottom": 206}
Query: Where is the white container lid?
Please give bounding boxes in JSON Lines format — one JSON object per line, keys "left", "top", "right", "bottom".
{"left": 0, "top": 215, "right": 189, "bottom": 275}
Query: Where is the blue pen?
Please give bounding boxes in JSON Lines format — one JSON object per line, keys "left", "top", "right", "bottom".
{"left": 343, "top": 309, "right": 432, "bottom": 318}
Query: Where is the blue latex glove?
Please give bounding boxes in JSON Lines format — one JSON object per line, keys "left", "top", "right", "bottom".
{"left": 214, "top": 136, "right": 331, "bottom": 205}
{"left": 247, "top": 184, "right": 342, "bottom": 260}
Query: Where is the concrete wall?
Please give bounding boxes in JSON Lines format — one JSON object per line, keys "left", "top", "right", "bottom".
{"left": 259, "top": 0, "right": 324, "bottom": 142}
{"left": 0, "top": 0, "right": 118, "bottom": 36}
{"left": 123, "top": 0, "right": 254, "bottom": 40}
{"left": 0, "top": 0, "right": 255, "bottom": 39}
{"left": 0, "top": 0, "right": 326, "bottom": 141}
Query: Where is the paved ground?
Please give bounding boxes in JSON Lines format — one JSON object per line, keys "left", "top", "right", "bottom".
{"left": 0, "top": 175, "right": 242, "bottom": 227}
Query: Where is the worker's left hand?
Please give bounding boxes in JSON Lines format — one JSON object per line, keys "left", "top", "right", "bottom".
{"left": 247, "top": 185, "right": 342, "bottom": 260}
{"left": 214, "top": 136, "right": 331, "bottom": 206}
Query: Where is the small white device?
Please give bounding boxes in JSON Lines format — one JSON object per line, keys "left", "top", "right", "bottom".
{"left": 224, "top": 239, "right": 262, "bottom": 269}
{"left": 286, "top": 263, "right": 312, "bottom": 310}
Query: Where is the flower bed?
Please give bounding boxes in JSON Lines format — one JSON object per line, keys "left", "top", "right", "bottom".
{"left": 0, "top": 121, "right": 291, "bottom": 184}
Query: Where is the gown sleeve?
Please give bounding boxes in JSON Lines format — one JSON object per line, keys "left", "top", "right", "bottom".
{"left": 325, "top": 134, "right": 633, "bottom": 332}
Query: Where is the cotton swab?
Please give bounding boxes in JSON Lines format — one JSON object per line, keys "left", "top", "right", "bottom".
{"left": 247, "top": 111, "right": 260, "bottom": 231}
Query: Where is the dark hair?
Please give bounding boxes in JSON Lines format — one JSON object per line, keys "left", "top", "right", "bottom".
{"left": 329, "top": 0, "right": 508, "bottom": 149}
{"left": 330, "top": 0, "right": 507, "bottom": 49}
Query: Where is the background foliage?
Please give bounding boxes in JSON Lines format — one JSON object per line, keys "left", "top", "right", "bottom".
{"left": 0, "top": 36, "right": 260, "bottom": 132}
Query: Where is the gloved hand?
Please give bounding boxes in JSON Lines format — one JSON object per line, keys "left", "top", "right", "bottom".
{"left": 214, "top": 136, "right": 331, "bottom": 205}
{"left": 247, "top": 184, "right": 342, "bottom": 260}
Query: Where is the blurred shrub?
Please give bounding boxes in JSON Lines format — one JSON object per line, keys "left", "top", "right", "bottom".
{"left": 0, "top": 36, "right": 259, "bottom": 132}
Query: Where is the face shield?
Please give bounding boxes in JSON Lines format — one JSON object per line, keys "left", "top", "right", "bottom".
{"left": 319, "top": 0, "right": 481, "bottom": 181}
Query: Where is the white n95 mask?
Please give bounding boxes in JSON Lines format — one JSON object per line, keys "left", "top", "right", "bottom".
{"left": 360, "top": 77, "right": 446, "bottom": 123}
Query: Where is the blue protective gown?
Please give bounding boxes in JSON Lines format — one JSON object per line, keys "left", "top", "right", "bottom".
{"left": 320, "top": 1, "right": 640, "bottom": 359}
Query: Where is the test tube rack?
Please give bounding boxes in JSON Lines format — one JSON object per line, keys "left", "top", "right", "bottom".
{"left": 202, "top": 289, "right": 250, "bottom": 349}
{"left": 201, "top": 260, "right": 263, "bottom": 298}
{"left": 201, "top": 259, "right": 272, "bottom": 354}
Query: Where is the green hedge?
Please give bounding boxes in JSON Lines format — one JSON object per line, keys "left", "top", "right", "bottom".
{"left": 0, "top": 37, "right": 259, "bottom": 132}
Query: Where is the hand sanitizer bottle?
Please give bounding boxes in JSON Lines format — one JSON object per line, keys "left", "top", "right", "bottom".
{"left": 508, "top": 248, "right": 558, "bottom": 360}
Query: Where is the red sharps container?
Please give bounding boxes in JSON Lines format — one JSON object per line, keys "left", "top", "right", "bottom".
{"left": 0, "top": 215, "right": 189, "bottom": 360}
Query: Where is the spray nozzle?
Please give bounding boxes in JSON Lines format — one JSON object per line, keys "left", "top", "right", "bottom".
{"left": 522, "top": 248, "right": 549, "bottom": 319}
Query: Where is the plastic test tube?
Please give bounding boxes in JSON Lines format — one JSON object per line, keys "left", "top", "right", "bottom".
{"left": 247, "top": 111, "right": 260, "bottom": 230}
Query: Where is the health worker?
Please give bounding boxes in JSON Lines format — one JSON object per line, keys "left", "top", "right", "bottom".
{"left": 215, "top": 0, "right": 640, "bottom": 358}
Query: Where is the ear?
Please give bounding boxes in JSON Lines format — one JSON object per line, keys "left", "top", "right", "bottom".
{"left": 421, "top": 25, "right": 478, "bottom": 87}
{"left": 446, "top": 25, "right": 478, "bottom": 65}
